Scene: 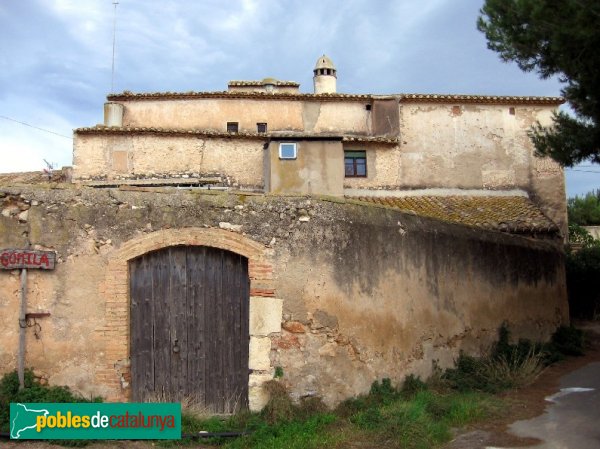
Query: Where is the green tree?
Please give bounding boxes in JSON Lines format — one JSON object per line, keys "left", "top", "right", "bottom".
{"left": 477, "top": 0, "right": 600, "bottom": 166}
{"left": 568, "top": 190, "right": 600, "bottom": 225}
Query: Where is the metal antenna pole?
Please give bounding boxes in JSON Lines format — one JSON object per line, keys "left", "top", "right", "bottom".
{"left": 111, "top": 2, "right": 119, "bottom": 93}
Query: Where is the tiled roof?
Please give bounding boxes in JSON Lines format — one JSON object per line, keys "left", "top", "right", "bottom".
{"left": 75, "top": 126, "right": 266, "bottom": 139}
{"left": 228, "top": 80, "right": 300, "bottom": 87}
{"left": 107, "top": 91, "right": 373, "bottom": 102}
{"left": 0, "top": 170, "right": 68, "bottom": 185}
{"left": 351, "top": 195, "right": 559, "bottom": 235}
{"left": 107, "top": 90, "right": 563, "bottom": 105}
{"left": 399, "top": 94, "right": 564, "bottom": 105}
{"left": 74, "top": 126, "right": 399, "bottom": 144}
{"left": 270, "top": 132, "right": 398, "bottom": 144}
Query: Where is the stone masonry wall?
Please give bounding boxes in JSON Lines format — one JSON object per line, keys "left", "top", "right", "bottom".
{"left": 0, "top": 186, "right": 568, "bottom": 408}
{"left": 73, "top": 134, "right": 265, "bottom": 188}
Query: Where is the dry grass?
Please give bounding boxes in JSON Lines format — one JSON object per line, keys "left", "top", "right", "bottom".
{"left": 143, "top": 389, "right": 244, "bottom": 417}
{"left": 482, "top": 348, "right": 546, "bottom": 390}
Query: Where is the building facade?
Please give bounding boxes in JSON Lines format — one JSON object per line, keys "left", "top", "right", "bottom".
{"left": 0, "top": 56, "right": 569, "bottom": 411}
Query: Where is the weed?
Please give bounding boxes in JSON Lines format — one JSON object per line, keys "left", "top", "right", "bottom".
{"left": 401, "top": 374, "right": 428, "bottom": 398}
{"left": 350, "top": 406, "right": 384, "bottom": 429}
{"left": 369, "top": 378, "right": 401, "bottom": 405}
{"left": 443, "top": 324, "right": 560, "bottom": 393}
{"left": 443, "top": 347, "right": 546, "bottom": 393}
{"left": 295, "top": 396, "right": 328, "bottom": 421}
{"left": 260, "top": 380, "right": 296, "bottom": 424}
{"left": 274, "top": 366, "right": 284, "bottom": 378}
{"left": 486, "top": 349, "right": 545, "bottom": 389}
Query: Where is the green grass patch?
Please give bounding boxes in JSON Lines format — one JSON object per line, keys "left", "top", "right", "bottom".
{"left": 168, "top": 377, "right": 498, "bottom": 449}
{"left": 336, "top": 380, "right": 498, "bottom": 449}
{"left": 225, "top": 413, "right": 339, "bottom": 449}
{"left": 0, "top": 325, "right": 582, "bottom": 449}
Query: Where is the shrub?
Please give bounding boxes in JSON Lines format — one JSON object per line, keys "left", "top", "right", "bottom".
{"left": 260, "top": 380, "right": 296, "bottom": 424}
{"left": 0, "top": 369, "right": 102, "bottom": 432}
{"left": 295, "top": 396, "right": 328, "bottom": 421}
{"left": 0, "top": 369, "right": 101, "bottom": 446}
{"left": 483, "top": 349, "right": 545, "bottom": 390}
{"left": 401, "top": 374, "right": 428, "bottom": 398}
{"left": 443, "top": 325, "right": 547, "bottom": 393}
{"left": 566, "top": 245, "right": 600, "bottom": 319}
{"left": 443, "top": 324, "right": 586, "bottom": 394}
{"left": 369, "top": 378, "right": 400, "bottom": 404}
{"left": 568, "top": 223, "right": 598, "bottom": 246}
{"left": 549, "top": 325, "right": 585, "bottom": 356}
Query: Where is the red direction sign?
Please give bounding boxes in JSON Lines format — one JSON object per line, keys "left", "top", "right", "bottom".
{"left": 0, "top": 249, "right": 56, "bottom": 270}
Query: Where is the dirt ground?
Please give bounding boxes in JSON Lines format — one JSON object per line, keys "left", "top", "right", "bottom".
{"left": 3, "top": 322, "right": 600, "bottom": 449}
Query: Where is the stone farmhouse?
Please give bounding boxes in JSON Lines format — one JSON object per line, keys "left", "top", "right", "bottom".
{"left": 0, "top": 55, "right": 569, "bottom": 412}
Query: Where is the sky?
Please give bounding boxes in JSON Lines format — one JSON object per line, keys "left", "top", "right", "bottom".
{"left": 0, "top": 0, "right": 596, "bottom": 198}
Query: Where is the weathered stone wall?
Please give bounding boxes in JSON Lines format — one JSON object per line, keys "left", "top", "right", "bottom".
{"left": 0, "top": 186, "right": 568, "bottom": 408}
{"left": 118, "top": 98, "right": 370, "bottom": 135}
{"left": 73, "top": 97, "right": 566, "bottom": 237}
{"left": 73, "top": 134, "right": 264, "bottom": 188}
{"left": 342, "top": 143, "right": 400, "bottom": 190}
{"left": 267, "top": 140, "right": 344, "bottom": 196}
{"left": 398, "top": 102, "right": 567, "bottom": 234}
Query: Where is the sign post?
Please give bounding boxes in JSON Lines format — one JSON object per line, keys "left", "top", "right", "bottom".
{"left": 1, "top": 249, "right": 56, "bottom": 389}
{"left": 18, "top": 268, "right": 27, "bottom": 390}
{"left": 0, "top": 249, "right": 56, "bottom": 270}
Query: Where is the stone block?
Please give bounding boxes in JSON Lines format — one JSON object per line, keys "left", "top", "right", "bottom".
{"left": 282, "top": 320, "right": 306, "bottom": 333}
{"left": 318, "top": 342, "right": 338, "bottom": 357}
{"left": 248, "top": 372, "right": 273, "bottom": 412}
{"left": 249, "top": 336, "right": 272, "bottom": 371}
{"left": 249, "top": 296, "right": 283, "bottom": 336}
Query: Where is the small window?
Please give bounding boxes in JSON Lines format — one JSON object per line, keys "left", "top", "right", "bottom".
{"left": 257, "top": 123, "right": 267, "bottom": 133}
{"left": 279, "top": 143, "right": 297, "bottom": 160}
{"left": 227, "top": 122, "right": 239, "bottom": 133}
{"left": 345, "top": 150, "right": 367, "bottom": 177}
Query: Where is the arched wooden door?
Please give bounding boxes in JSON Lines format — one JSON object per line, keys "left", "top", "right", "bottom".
{"left": 129, "top": 246, "right": 249, "bottom": 413}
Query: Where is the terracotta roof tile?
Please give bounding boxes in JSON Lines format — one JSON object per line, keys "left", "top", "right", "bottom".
{"left": 107, "top": 91, "right": 563, "bottom": 105}
{"left": 74, "top": 126, "right": 399, "bottom": 144}
{"left": 0, "top": 170, "right": 69, "bottom": 185}
{"left": 399, "top": 93, "right": 564, "bottom": 105}
{"left": 351, "top": 195, "right": 559, "bottom": 235}
{"left": 228, "top": 80, "right": 300, "bottom": 87}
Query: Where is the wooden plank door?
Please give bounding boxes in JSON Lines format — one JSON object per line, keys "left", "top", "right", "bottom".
{"left": 129, "top": 246, "right": 249, "bottom": 413}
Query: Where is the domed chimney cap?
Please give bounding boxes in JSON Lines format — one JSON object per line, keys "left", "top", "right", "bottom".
{"left": 314, "top": 54, "right": 336, "bottom": 71}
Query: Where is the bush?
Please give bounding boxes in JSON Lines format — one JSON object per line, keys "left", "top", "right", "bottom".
{"left": 401, "top": 375, "right": 428, "bottom": 398}
{"left": 566, "top": 245, "right": 600, "bottom": 319}
{"left": 260, "top": 380, "right": 296, "bottom": 424}
{"left": 443, "top": 324, "right": 586, "bottom": 394}
{"left": 549, "top": 325, "right": 585, "bottom": 356}
{"left": 443, "top": 325, "right": 547, "bottom": 393}
{"left": 568, "top": 223, "right": 599, "bottom": 246}
{"left": 369, "top": 378, "right": 400, "bottom": 404}
{"left": 0, "top": 369, "right": 101, "bottom": 446}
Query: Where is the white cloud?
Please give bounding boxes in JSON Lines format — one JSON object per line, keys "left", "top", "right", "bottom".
{"left": 0, "top": 0, "right": 594, "bottom": 195}
{"left": 0, "top": 123, "right": 73, "bottom": 173}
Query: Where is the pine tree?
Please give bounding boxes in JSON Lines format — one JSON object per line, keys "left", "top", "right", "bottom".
{"left": 478, "top": 0, "right": 600, "bottom": 166}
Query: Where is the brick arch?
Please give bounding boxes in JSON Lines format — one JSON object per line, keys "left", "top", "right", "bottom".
{"left": 95, "top": 228, "right": 275, "bottom": 402}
